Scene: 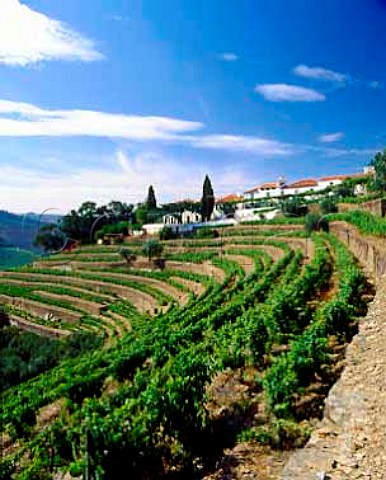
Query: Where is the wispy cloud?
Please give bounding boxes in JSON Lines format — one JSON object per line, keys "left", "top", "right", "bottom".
{"left": 320, "top": 147, "right": 378, "bottom": 158}
{"left": 255, "top": 84, "right": 325, "bottom": 102}
{"left": 218, "top": 52, "right": 238, "bottom": 62}
{"left": 369, "top": 80, "right": 383, "bottom": 90}
{"left": 108, "top": 14, "right": 131, "bottom": 23}
{"left": 307, "top": 145, "right": 377, "bottom": 158}
{"left": 0, "top": 150, "right": 252, "bottom": 212}
{"left": 0, "top": 99, "right": 296, "bottom": 156}
{"left": 191, "top": 134, "right": 295, "bottom": 156}
{"left": 319, "top": 132, "right": 345, "bottom": 143}
{"left": 0, "top": 0, "right": 102, "bottom": 66}
{"left": 0, "top": 99, "right": 203, "bottom": 140}
{"left": 293, "top": 64, "right": 348, "bottom": 83}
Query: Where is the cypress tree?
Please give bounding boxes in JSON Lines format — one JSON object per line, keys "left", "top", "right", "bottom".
{"left": 201, "top": 175, "right": 214, "bottom": 221}
{"left": 146, "top": 185, "right": 157, "bottom": 209}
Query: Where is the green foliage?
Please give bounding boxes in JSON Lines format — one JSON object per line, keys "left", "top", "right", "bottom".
{"left": 146, "top": 185, "right": 157, "bottom": 209}
{"left": 134, "top": 204, "right": 164, "bottom": 225}
{"left": 369, "top": 149, "right": 386, "bottom": 192}
{"left": 335, "top": 179, "right": 355, "bottom": 198}
{"left": 94, "top": 221, "right": 129, "bottom": 240}
{"left": 0, "top": 224, "right": 369, "bottom": 476}
{"left": 119, "top": 247, "right": 137, "bottom": 264}
{"left": 159, "top": 226, "right": 178, "bottom": 240}
{"left": 193, "top": 227, "right": 219, "bottom": 239}
{"left": 0, "top": 247, "right": 35, "bottom": 269}
{"left": 0, "top": 328, "right": 102, "bottom": 392}
{"left": 60, "top": 201, "right": 134, "bottom": 244}
{"left": 304, "top": 213, "right": 329, "bottom": 233}
{"left": 34, "top": 223, "right": 66, "bottom": 252}
{"left": 201, "top": 174, "right": 215, "bottom": 221}
{"left": 329, "top": 210, "right": 386, "bottom": 236}
{"left": 320, "top": 197, "right": 338, "bottom": 215}
{"left": 142, "top": 239, "right": 164, "bottom": 261}
{"left": 238, "top": 419, "right": 310, "bottom": 449}
{"left": 280, "top": 196, "right": 308, "bottom": 217}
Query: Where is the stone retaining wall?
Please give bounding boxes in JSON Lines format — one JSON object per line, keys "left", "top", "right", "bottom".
{"left": 338, "top": 198, "right": 386, "bottom": 217}
{"left": 0, "top": 294, "right": 82, "bottom": 323}
{"left": 329, "top": 221, "right": 386, "bottom": 280}
{"left": 281, "top": 222, "right": 386, "bottom": 478}
{"left": 9, "top": 314, "right": 71, "bottom": 339}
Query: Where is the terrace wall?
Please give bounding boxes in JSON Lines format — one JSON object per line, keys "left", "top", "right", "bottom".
{"left": 338, "top": 198, "right": 386, "bottom": 217}
{"left": 0, "top": 295, "right": 82, "bottom": 323}
{"left": 329, "top": 221, "right": 386, "bottom": 281}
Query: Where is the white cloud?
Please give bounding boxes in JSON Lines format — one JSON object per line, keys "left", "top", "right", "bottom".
{"left": 293, "top": 65, "right": 348, "bottom": 83}
{"left": 319, "top": 132, "right": 345, "bottom": 143}
{"left": 219, "top": 52, "right": 238, "bottom": 62}
{"left": 191, "top": 134, "right": 295, "bottom": 156}
{"left": 255, "top": 84, "right": 325, "bottom": 102}
{"left": 320, "top": 147, "right": 378, "bottom": 158}
{"left": 0, "top": 99, "right": 203, "bottom": 140}
{"left": 369, "top": 80, "right": 383, "bottom": 90}
{"left": 108, "top": 14, "right": 131, "bottom": 22}
{"left": 0, "top": 99, "right": 296, "bottom": 156}
{"left": 0, "top": 0, "right": 102, "bottom": 66}
{"left": 306, "top": 144, "right": 378, "bottom": 158}
{"left": 0, "top": 150, "right": 251, "bottom": 212}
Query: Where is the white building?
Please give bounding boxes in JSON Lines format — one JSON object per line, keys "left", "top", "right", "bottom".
{"left": 283, "top": 179, "right": 323, "bottom": 196}
{"left": 244, "top": 178, "right": 286, "bottom": 200}
{"left": 181, "top": 210, "right": 202, "bottom": 224}
{"left": 162, "top": 214, "right": 180, "bottom": 225}
{"left": 244, "top": 168, "right": 372, "bottom": 201}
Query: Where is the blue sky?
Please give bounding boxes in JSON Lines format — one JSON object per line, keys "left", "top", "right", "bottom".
{"left": 1, "top": 0, "right": 386, "bottom": 212}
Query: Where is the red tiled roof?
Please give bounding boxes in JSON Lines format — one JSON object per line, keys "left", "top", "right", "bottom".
{"left": 244, "top": 185, "right": 260, "bottom": 194}
{"left": 286, "top": 179, "right": 318, "bottom": 189}
{"left": 259, "top": 182, "right": 279, "bottom": 189}
{"left": 319, "top": 173, "right": 368, "bottom": 182}
{"left": 244, "top": 181, "right": 282, "bottom": 193}
{"left": 216, "top": 194, "right": 244, "bottom": 204}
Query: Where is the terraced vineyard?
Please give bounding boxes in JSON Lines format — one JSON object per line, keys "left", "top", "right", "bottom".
{"left": 0, "top": 223, "right": 371, "bottom": 479}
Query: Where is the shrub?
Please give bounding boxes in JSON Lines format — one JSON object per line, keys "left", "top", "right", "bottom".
{"left": 304, "top": 213, "right": 328, "bottom": 233}
{"left": 119, "top": 247, "right": 137, "bottom": 265}
{"left": 194, "top": 228, "right": 219, "bottom": 239}
{"left": 320, "top": 197, "right": 338, "bottom": 215}
{"left": 159, "top": 226, "right": 178, "bottom": 241}
{"left": 142, "top": 240, "right": 164, "bottom": 261}
{"left": 280, "top": 196, "right": 308, "bottom": 217}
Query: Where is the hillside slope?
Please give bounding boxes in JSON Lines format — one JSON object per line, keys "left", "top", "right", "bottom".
{"left": 0, "top": 211, "right": 42, "bottom": 249}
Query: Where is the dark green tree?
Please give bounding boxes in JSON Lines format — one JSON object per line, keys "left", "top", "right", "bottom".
{"left": 159, "top": 226, "right": 178, "bottom": 241}
{"left": 304, "top": 213, "right": 329, "bottom": 234}
{"left": 146, "top": 185, "right": 157, "bottom": 210}
{"left": 119, "top": 247, "right": 137, "bottom": 265}
{"left": 279, "top": 196, "right": 307, "bottom": 217}
{"left": 201, "top": 175, "right": 214, "bottom": 222}
{"left": 320, "top": 197, "right": 338, "bottom": 215}
{"left": 34, "top": 224, "right": 66, "bottom": 252}
{"left": 142, "top": 240, "right": 163, "bottom": 262}
{"left": 369, "top": 150, "right": 386, "bottom": 192}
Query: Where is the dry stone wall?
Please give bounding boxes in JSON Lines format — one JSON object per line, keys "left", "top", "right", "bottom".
{"left": 338, "top": 198, "right": 386, "bottom": 217}
{"left": 281, "top": 222, "right": 386, "bottom": 479}
{"left": 329, "top": 221, "right": 386, "bottom": 281}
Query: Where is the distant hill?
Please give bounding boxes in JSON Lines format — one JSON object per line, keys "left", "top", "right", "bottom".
{"left": 0, "top": 247, "right": 36, "bottom": 269}
{"left": 24, "top": 212, "right": 63, "bottom": 224}
{"left": 0, "top": 210, "right": 56, "bottom": 250}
